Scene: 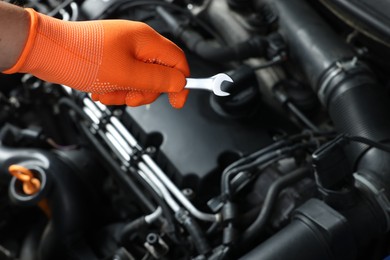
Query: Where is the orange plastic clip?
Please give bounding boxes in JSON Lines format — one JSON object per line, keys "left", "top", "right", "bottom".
{"left": 8, "top": 165, "right": 41, "bottom": 195}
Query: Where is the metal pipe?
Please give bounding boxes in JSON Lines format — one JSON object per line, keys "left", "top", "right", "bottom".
{"left": 84, "top": 98, "right": 135, "bottom": 154}
{"left": 110, "top": 117, "right": 139, "bottom": 149}
{"left": 142, "top": 154, "right": 220, "bottom": 222}
{"left": 85, "top": 97, "right": 139, "bottom": 149}
{"left": 138, "top": 162, "right": 181, "bottom": 213}
{"left": 47, "top": 0, "right": 74, "bottom": 16}
{"left": 69, "top": 2, "right": 79, "bottom": 21}
{"left": 83, "top": 97, "right": 219, "bottom": 222}
{"left": 136, "top": 169, "right": 163, "bottom": 198}
{"left": 82, "top": 107, "right": 99, "bottom": 125}
{"left": 105, "top": 132, "right": 130, "bottom": 162}
{"left": 145, "top": 207, "right": 163, "bottom": 224}
{"left": 106, "top": 124, "right": 133, "bottom": 155}
{"left": 286, "top": 102, "right": 319, "bottom": 132}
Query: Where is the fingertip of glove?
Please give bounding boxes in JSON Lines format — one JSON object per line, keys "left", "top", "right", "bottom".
{"left": 174, "top": 54, "right": 190, "bottom": 77}
{"left": 168, "top": 89, "right": 189, "bottom": 109}
{"left": 180, "top": 59, "right": 191, "bottom": 77}
{"left": 125, "top": 91, "right": 146, "bottom": 107}
{"left": 91, "top": 93, "right": 100, "bottom": 101}
{"left": 125, "top": 92, "right": 160, "bottom": 107}
{"left": 166, "top": 71, "right": 188, "bottom": 93}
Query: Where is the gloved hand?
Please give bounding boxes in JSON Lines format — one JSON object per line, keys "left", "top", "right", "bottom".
{"left": 3, "top": 8, "right": 190, "bottom": 108}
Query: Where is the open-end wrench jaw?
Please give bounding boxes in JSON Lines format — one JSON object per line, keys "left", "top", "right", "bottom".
{"left": 184, "top": 73, "right": 234, "bottom": 96}
{"left": 211, "top": 73, "right": 233, "bottom": 97}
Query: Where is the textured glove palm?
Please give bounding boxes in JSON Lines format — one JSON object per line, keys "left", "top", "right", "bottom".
{"left": 3, "top": 9, "right": 190, "bottom": 108}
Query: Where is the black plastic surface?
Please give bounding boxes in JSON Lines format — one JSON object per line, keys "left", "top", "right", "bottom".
{"left": 241, "top": 199, "right": 356, "bottom": 260}
{"left": 321, "top": 0, "right": 390, "bottom": 47}
{"left": 118, "top": 44, "right": 297, "bottom": 190}
{"left": 123, "top": 90, "right": 295, "bottom": 190}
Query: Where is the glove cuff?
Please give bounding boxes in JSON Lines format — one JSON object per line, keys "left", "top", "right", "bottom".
{"left": 3, "top": 8, "right": 38, "bottom": 74}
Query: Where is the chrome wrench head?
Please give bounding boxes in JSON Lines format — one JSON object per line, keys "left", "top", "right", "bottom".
{"left": 184, "top": 73, "right": 234, "bottom": 96}
{"left": 210, "top": 73, "right": 233, "bottom": 97}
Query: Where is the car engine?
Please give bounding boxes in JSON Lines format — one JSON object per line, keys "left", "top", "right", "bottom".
{"left": 1, "top": 0, "right": 390, "bottom": 259}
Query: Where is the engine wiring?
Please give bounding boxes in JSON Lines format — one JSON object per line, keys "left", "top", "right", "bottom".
{"left": 207, "top": 130, "right": 336, "bottom": 258}
{"left": 344, "top": 135, "right": 390, "bottom": 153}
{"left": 57, "top": 93, "right": 390, "bottom": 259}
{"left": 252, "top": 54, "right": 287, "bottom": 71}
{"left": 60, "top": 93, "right": 334, "bottom": 259}
{"left": 0, "top": 7, "right": 321, "bottom": 259}
{"left": 2, "top": 0, "right": 390, "bottom": 259}
{"left": 59, "top": 96, "right": 214, "bottom": 257}
{"left": 219, "top": 131, "right": 333, "bottom": 200}
{"left": 236, "top": 166, "right": 312, "bottom": 248}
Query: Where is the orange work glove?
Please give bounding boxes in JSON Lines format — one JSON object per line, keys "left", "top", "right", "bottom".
{"left": 3, "top": 9, "right": 190, "bottom": 108}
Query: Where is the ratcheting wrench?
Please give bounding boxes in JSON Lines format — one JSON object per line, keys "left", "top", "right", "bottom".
{"left": 184, "top": 73, "right": 233, "bottom": 96}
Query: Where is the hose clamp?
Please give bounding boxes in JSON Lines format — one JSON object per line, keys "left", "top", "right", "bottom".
{"left": 317, "top": 57, "right": 359, "bottom": 106}
{"left": 354, "top": 173, "right": 390, "bottom": 231}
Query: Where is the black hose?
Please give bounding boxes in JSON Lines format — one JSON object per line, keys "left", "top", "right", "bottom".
{"left": 120, "top": 217, "right": 147, "bottom": 244}
{"left": 220, "top": 132, "right": 327, "bottom": 199}
{"left": 286, "top": 0, "right": 390, "bottom": 163}
{"left": 236, "top": 0, "right": 390, "bottom": 258}
{"left": 222, "top": 143, "right": 312, "bottom": 199}
{"left": 192, "top": 37, "right": 267, "bottom": 63}
{"left": 270, "top": 0, "right": 355, "bottom": 89}
{"left": 221, "top": 131, "right": 320, "bottom": 180}
{"left": 97, "top": 0, "right": 224, "bottom": 44}
{"left": 345, "top": 135, "right": 390, "bottom": 154}
{"left": 38, "top": 221, "right": 99, "bottom": 260}
{"left": 126, "top": 166, "right": 182, "bottom": 244}
{"left": 224, "top": 140, "right": 287, "bottom": 174}
{"left": 221, "top": 140, "right": 288, "bottom": 196}
{"left": 120, "top": 170, "right": 207, "bottom": 254}
{"left": 223, "top": 152, "right": 281, "bottom": 198}
{"left": 238, "top": 166, "right": 311, "bottom": 248}
{"left": 20, "top": 218, "right": 47, "bottom": 260}
{"left": 240, "top": 197, "right": 383, "bottom": 260}
{"left": 176, "top": 209, "right": 211, "bottom": 256}
{"left": 38, "top": 222, "right": 65, "bottom": 260}
{"left": 156, "top": 6, "right": 267, "bottom": 63}
{"left": 271, "top": 0, "right": 390, "bottom": 165}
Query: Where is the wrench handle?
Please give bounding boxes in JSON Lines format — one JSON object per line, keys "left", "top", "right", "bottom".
{"left": 184, "top": 78, "right": 213, "bottom": 92}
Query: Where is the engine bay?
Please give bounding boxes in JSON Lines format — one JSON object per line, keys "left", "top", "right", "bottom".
{"left": 1, "top": 0, "right": 390, "bottom": 259}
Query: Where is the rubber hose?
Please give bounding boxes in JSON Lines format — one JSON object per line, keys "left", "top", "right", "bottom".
{"left": 238, "top": 166, "right": 311, "bottom": 248}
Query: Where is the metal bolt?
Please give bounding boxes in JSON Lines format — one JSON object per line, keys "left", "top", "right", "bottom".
{"left": 146, "top": 147, "right": 156, "bottom": 154}
{"left": 113, "top": 109, "right": 123, "bottom": 117}
{"left": 182, "top": 188, "right": 194, "bottom": 199}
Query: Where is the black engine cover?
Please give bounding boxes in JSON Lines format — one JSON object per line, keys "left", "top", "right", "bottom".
{"left": 122, "top": 90, "right": 295, "bottom": 193}
{"left": 122, "top": 51, "right": 296, "bottom": 195}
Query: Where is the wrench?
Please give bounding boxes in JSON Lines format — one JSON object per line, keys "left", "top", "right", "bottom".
{"left": 184, "top": 73, "right": 233, "bottom": 96}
